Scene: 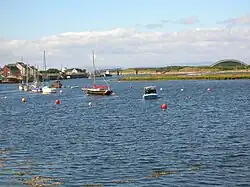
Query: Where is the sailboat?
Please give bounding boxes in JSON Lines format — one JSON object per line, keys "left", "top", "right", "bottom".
{"left": 82, "top": 50, "right": 113, "bottom": 96}
{"left": 19, "top": 80, "right": 25, "bottom": 91}
{"left": 41, "top": 51, "right": 56, "bottom": 94}
{"left": 23, "top": 65, "right": 31, "bottom": 92}
{"left": 30, "top": 65, "right": 43, "bottom": 93}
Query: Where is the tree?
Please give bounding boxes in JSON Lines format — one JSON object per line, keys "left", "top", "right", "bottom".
{"left": 46, "top": 68, "right": 60, "bottom": 74}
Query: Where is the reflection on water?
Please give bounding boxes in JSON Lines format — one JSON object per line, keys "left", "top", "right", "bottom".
{"left": 0, "top": 79, "right": 250, "bottom": 186}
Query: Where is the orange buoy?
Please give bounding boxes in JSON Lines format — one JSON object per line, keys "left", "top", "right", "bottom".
{"left": 161, "top": 103, "right": 167, "bottom": 110}
{"left": 55, "top": 99, "right": 61, "bottom": 104}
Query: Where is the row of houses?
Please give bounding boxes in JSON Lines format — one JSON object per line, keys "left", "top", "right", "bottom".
{"left": 1, "top": 62, "right": 39, "bottom": 79}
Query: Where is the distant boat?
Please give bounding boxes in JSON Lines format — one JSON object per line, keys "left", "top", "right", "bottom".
{"left": 42, "top": 85, "right": 56, "bottom": 94}
{"left": 30, "top": 65, "right": 43, "bottom": 93}
{"left": 82, "top": 50, "right": 113, "bottom": 96}
{"left": 41, "top": 51, "right": 57, "bottom": 94}
{"left": 50, "top": 80, "right": 62, "bottom": 88}
{"left": 104, "top": 70, "right": 112, "bottom": 77}
{"left": 23, "top": 66, "right": 31, "bottom": 92}
{"left": 143, "top": 86, "right": 158, "bottom": 100}
{"left": 71, "top": 85, "right": 79, "bottom": 89}
{"left": 30, "top": 81, "right": 43, "bottom": 92}
{"left": 19, "top": 81, "right": 25, "bottom": 91}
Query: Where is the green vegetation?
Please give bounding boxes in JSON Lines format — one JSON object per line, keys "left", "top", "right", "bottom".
{"left": 118, "top": 64, "right": 249, "bottom": 75}
{"left": 119, "top": 73, "right": 250, "bottom": 81}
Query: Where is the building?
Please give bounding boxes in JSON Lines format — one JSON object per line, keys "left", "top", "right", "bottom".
{"left": 2, "top": 64, "right": 21, "bottom": 78}
{"left": 65, "top": 68, "right": 86, "bottom": 74}
{"left": 16, "top": 62, "right": 27, "bottom": 75}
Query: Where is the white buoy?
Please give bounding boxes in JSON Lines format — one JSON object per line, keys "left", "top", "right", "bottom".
{"left": 88, "top": 102, "right": 92, "bottom": 106}
{"left": 160, "top": 88, "right": 163, "bottom": 91}
{"left": 181, "top": 88, "right": 184, "bottom": 91}
{"left": 4, "top": 96, "right": 7, "bottom": 99}
{"left": 60, "top": 90, "right": 63, "bottom": 93}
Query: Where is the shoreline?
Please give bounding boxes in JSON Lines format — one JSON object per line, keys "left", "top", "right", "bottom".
{"left": 118, "top": 72, "right": 250, "bottom": 81}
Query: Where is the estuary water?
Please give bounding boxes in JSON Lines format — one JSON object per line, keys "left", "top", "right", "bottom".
{"left": 0, "top": 78, "right": 249, "bottom": 186}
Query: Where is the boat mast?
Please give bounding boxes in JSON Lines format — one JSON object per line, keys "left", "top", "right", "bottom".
{"left": 92, "top": 50, "right": 96, "bottom": 86}
{"left": 26, "top": 64, "right": 29, "bottom": 84}
{"left": 36, "top": 64, "right": 39, "bottom": 82}
{"left": 43, "top": 50, "right": 46, "bottom": 82}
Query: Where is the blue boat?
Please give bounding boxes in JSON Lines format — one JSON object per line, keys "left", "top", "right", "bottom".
{"left": 143, "top": 86, "right": 158, "bottom": 100}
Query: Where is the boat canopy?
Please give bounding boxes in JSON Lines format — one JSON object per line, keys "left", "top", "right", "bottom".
{"left": 144, "top": 86, "right": 157, "bottom": 94}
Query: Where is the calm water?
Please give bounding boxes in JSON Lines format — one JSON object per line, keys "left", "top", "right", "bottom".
{"left": 0, "top": 79, "right": 249, "bottom": 187}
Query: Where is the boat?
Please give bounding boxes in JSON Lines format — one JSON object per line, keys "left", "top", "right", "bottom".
{"left": 41, "top": 51, "right": 57, "bottom": 94}
{"left": 19, "top": 81, "right": 25, "bottom": 91}
{"left": 50, "top": 80, "right": 62, "bottom": 88}
{"left": 42, "top": 85, "right": 56, "bottom": 94}
{"left": 82, "top": 50, "right": 113, "bottom": 96}
{"left": 104, "top": 70, "right": 112, "bottom": 77}
{"left": 143, "top": 86, "right": 158, "bottom": 100}
{"left": 30, "top": 65, "right": 43, "bottom": 92}
{"left": 23, "top": 65, "right": 31, "bottom": 92}
{"left": 30, "top": 81, "right": 43, "bottom": 92}
{"left": 70, "top": 85, "right": 79, "bottom": 89}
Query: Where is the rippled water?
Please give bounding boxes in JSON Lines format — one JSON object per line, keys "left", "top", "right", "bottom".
{"left": 0, "top": 79, "right": 250, "bottom": 186}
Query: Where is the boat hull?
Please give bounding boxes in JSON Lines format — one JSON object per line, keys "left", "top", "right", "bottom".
{"left": 143, "top": 93, "right": 158, "bottom": 100}
{"left": 42, "top": 86, "right": 57, "bottom": 94}
{"left": 83, "top": 88, "right": 113, "bottom": 96}
{"left": 19, "top": 84, "right": 24, "bottom": 91}
{"left": 31, "top": 88, "right": 43, "bottom": 93}
{"left": 23, "top": 85, "right": 31, "bottom": 92}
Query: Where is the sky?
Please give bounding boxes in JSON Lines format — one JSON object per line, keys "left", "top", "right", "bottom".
{"left": 0, "top": 0, "right": 250, "bottom": 69}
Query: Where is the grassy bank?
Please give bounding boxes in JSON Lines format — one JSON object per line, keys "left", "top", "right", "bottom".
{"left": 118, "top": 73, "right": 250, "bottom": 81}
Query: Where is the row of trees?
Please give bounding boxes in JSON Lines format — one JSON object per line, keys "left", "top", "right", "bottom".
{"left": 39, "top": 68, "right": 87, "bottom": 74}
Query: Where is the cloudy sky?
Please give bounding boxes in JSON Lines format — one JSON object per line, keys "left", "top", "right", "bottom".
{"left": 0, "top": 0, "right": 250, "bottom": 70}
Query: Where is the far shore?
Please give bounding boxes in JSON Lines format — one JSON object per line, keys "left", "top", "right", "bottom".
{"left": 118, "top": 71, "right": 250, "bottom": 81}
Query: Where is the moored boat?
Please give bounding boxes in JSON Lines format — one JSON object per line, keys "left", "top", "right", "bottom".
{"left": 51, "top": 80, "right": 62, "bottom": 88}
{"left": 19, "top": 84, "right": 24, "bottom": 91}
{"left": 82, "top": 50, "right": 113, "bottom": 96}
{"left": 143, "top": 86, "right": 158, "bottom": 100}
{"left": 23, "top": 84, "right": 31, "bottom": 92}
{"left": 82, "top": 84, "right": 113, "bottom": 95}
{"left": 42, "top": 86, "right": 56, "bottom": 94}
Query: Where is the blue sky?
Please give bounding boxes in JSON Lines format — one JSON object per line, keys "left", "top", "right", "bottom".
{"left": 0, "top": 0, "right": 250, "bottom": 69}
{"left": 1, "top": 0, "right": 249, "bottom": 39}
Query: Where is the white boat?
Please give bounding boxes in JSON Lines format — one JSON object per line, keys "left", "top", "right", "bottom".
{"left": 31, "top": 81, "right": 43, "bottom": 93}
{"left": 30, "top": 65, "right": 43, "bottom": 93}
{"left": 23, "top": 84, "right": 31, "bottom": 92}
{"left": 31, "top": 82, "right": 43, "bottom": 92}
{"left": 70, "top": 85, "right": 79, "bottom": 89}
{"left": 143, "top": 86, "right": 158, "bottom": 100}
{"left": 41, "top": 51, "right": 56, "bottom": 94}
{"left": 19, "top": 84, "right": 24, "bottom": 91}
{"left": 42, "top": 86, "right": 56, "bottom": 94}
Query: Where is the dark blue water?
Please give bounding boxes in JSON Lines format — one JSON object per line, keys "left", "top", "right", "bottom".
{"left": 0, "top": 79, "right": 250, "bottom": 186}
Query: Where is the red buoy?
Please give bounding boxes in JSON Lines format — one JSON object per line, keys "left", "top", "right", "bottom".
{"left": 161, "top": 104, "right": 167, "bottom": 110}
{"left": 55, "top": 99, "right": 61, "bottom": 104}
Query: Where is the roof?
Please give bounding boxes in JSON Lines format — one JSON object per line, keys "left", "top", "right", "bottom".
{"left": 211, "top": 59, "right": 248, "bottom": 67}
{"left": 6, "top": 63, "right": 17, "bottom": 67}
{"left": 144, "top": 86, "right": 156, "bottom": 89}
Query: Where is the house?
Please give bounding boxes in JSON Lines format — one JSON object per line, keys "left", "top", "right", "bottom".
{"left": 16, "top": 62, "right": 27, "bottom": 76}
{"left": 2, "top": 64, "right": 21, "bottom": 78}
{"left": 65, "top": 68, "right": 86, "bottom": 74}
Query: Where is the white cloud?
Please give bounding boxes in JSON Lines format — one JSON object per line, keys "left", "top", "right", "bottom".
{"left": 0, "top": 27, "right": 250, "bottom": 69}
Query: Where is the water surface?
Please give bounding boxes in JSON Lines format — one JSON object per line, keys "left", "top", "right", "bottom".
{"left": 0, "top": 79, "right": 249, "bottom": 186}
